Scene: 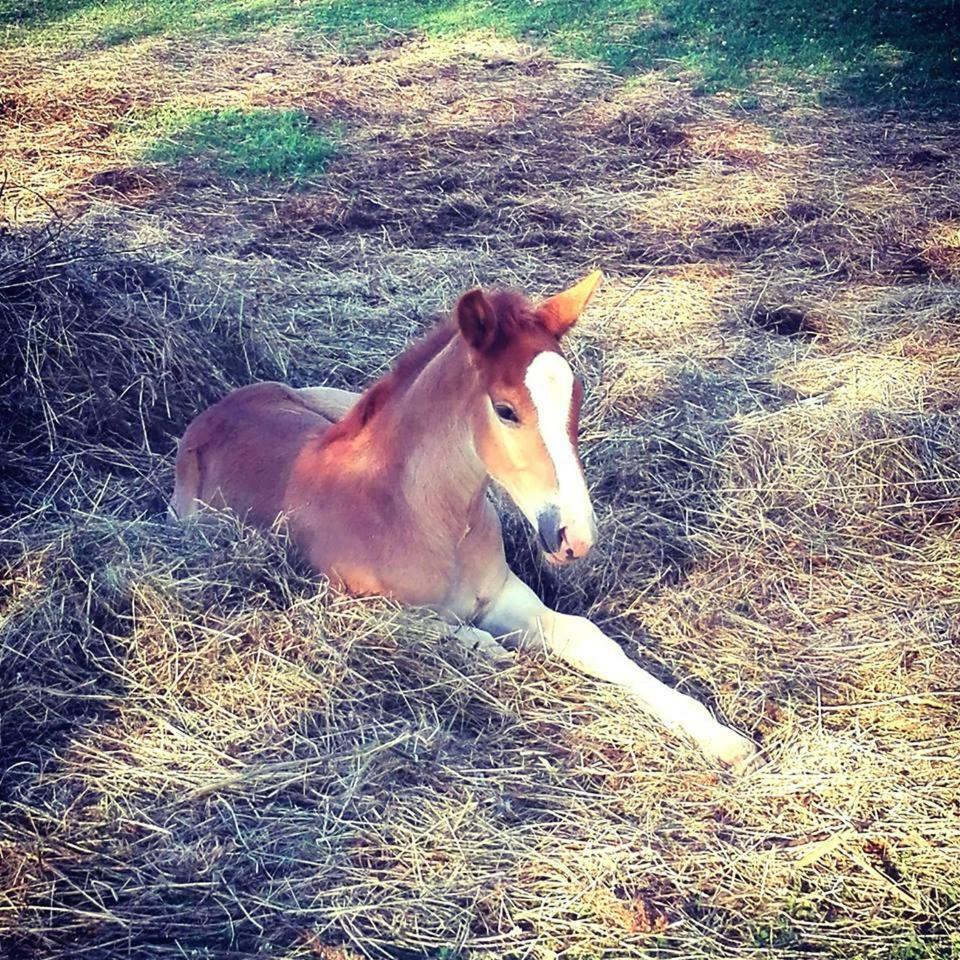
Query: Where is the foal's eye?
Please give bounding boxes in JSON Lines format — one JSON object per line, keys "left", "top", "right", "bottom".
{"left": 494, "top": 402, "right": 519, "bottom": 424}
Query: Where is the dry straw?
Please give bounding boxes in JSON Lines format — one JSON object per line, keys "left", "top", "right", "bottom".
{"left": 2, "top": 27, "right": 960, "bottom": 960}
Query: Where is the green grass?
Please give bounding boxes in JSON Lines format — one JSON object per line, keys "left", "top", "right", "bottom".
{"left": 129, "top": 105, "right": 336, "bottom": 182}
{"left": 2, "top": 0, "right": 958, "bottom": 109}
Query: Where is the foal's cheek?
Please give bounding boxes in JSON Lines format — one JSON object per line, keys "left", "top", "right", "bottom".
{"left": 501, "top": 426, "right": 542, "bottom": 481}
{"left": 475, "top": 417, "right": 512, "bottom": 485}
{"left": 517, "top": 426, "right": 560, "bottom": 491}
{"left": 477, "top": 416, "right": 556, "bottom": 512}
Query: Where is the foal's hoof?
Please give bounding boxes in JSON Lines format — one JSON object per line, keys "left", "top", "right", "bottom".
{"left": 452, "top": 625, "right": 515, "bottom": 668}
{"left": 704, "top": 726, "right": 761, "bottom": 775}
{"left": 482, "top": 645, "right": 516, "bottom": 669}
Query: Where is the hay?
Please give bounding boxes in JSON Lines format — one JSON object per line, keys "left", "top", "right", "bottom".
{"left": 3, "top": 25, "right": 960, "bottom": 960}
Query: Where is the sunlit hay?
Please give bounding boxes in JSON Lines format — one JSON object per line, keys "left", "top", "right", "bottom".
{"left": 683, "top": 118, "right": 779, "bottom": 166}
{"left": 771, "top": 283, "right": 960, "bottom": 407}
{"left": 593, "top": 264, "right": 738, "bottom": 346}
{"left": 0, "top": 29, "right": 313, "bottom": 221}
{"left": 577, "top": 72, "right": 697, "bottom": 139}
{"left": 0, "top": 38, "right": 176, "bottom": 222}
{"left": 401, "top": 35, "right": 584, "bottom": 132}
{"left": 844, "top": 175, "right": 923, "bottom": 224}
{"left": 836, "top": 174, "right": 933, "bottom": 268}
{"left": 713, "top": 403, "right": 960, "bottom": 541}
{"left": 628, "top": 397, "right": 960, "bottom": 750}
{"left": 774, "top": 351, "right": 931, "bottom": 408}
{"left": 922, "top": 218, "right": 960, "bottom": 276}
{"left": 636, "top": 168, "right": 790, "bottom": 237}
{"left": 817, "top": 283, "right": 960, "bottom": 343}
{"left": 599, "top": 353, "right": 673, "bottom": 420}
{"left": 1, "top": 29, "right": 611, "bottom": 226}
{"left": 584, "top": 267, "right": 745, "bottom": 419}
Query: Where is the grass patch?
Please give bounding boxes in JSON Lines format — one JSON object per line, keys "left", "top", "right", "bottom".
{"left": 133, "top": 105, "right": 336, "bottom": 182}
{"left": 3, "top": 0, "right": 958, "bottom": 109}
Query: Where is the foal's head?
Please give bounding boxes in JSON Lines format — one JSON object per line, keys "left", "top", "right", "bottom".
{"left": 456, "top": 271, "right": 602, "bottom": 566}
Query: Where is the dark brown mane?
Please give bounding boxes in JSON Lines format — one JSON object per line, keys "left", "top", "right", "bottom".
{"left": 320, "top": 318, "right": 459, "bottom": 445}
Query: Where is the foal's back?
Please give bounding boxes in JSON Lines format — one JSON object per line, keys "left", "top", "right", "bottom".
{"left": 171, "top": 382, "right": 335, "bottom": 527}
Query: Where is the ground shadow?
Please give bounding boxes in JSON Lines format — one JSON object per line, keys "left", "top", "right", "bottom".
{"left": 4, "top": 0, "right": 958, "bottom": 112}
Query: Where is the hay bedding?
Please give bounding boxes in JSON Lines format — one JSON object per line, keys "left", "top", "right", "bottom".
{"left": 2, "top": 28, "right": 960, "bottom": 960}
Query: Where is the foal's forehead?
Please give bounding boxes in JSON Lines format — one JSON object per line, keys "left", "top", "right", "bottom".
{"left": 524, "top": 350, "right": 574, "bottom": 397}
{"left": 484, "top": 324, "right": 565, "bottom": 389}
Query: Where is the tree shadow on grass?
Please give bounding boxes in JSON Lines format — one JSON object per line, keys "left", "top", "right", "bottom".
{"left": 4, "top": 0, "right": 958, "bottom": 113}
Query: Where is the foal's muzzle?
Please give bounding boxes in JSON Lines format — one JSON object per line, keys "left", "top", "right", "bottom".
{"left": 537, "top": 506, "right": 564, "bottom": 554}
{"left": 536, "top": 505, "right": 596, "bottom": 565}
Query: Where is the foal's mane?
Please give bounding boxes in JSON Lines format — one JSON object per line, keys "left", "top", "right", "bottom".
{"left": 322, "top": 291, "right": 538, "bottom": 445}
{"left": 320, "top": 319, "right": 458, "bottom": 445}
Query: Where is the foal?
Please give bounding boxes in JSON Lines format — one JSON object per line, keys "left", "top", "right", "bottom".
{"left": 171, "top": 272, "right": 756, "bottom": 770}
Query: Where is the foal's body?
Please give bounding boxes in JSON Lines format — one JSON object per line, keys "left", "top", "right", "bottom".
{"left": 172, "top": 275, "right": 756, "bottom": 769}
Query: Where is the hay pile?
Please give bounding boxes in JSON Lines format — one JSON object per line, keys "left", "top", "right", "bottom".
{"left": 3, "top": 28, "right": 960, "bottom": 960}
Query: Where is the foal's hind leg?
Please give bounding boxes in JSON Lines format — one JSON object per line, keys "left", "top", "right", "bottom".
{"left": 480, "top": 573, "right": 758, "bottom": 772}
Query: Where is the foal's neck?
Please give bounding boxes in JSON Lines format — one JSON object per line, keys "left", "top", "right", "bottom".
{"left": 374, "top": 335, "right": 489, "bottom": 529}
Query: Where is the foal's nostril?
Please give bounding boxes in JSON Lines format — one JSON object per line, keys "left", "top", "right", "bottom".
{"left": 559, "top": 527, "right": 575, "bottom": 560}
{"left": 537, "top": 507, "right": 564, "bottom": 554}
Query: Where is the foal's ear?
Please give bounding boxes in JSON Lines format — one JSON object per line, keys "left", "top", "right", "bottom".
{"left": 456, "top": 288, "right": 498, "bottom": 352}
{"left": 536, "top": 270, "right": 603, "bottom": 338}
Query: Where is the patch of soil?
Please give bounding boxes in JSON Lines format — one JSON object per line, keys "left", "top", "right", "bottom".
{"left": 603, "top": 113, "right": 691, "bottom": 172}
{"left": 482, "top": 54, "right": 552, "bottom": 77}
{"left": 750, "top": 304, "right": 820, "bottom": 338}
{"left": 885, "top": 245, "right": 936, "bottom": 281}
{"left": 88, "top": 166, "right": 171, "bottom": 202}
{"left": 784, "top": 200, "right": 827, "bottom": 223}
{"left": 606, "top": 113, "right": 688, "bottom": 151}
{"left": 694, "top": 221, "right": 789, "bottom": 257}
{"left": 903, "top": 144, "right": 952, "bottom": 167}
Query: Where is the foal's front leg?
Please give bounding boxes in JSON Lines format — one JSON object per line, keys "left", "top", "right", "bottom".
{"left": 480, "top": 573, "right": 758, "bottom": 771}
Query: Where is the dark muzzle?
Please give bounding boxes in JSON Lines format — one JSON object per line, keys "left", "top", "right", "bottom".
{"left": 536, "top": 506, "right": 564, "bottom": 554}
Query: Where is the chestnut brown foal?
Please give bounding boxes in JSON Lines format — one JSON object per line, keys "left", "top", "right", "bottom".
{"left": 171, "top": 272, "right": 756, "bottom": 769}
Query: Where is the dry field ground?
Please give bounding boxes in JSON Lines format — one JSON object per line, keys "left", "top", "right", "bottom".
{"left": 2, "top": 5, "right": 960, "bottom": 959}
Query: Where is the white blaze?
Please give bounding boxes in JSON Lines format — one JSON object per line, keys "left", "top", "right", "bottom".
{"left": 524, "top": 351, "right": 593, "bottom": 519}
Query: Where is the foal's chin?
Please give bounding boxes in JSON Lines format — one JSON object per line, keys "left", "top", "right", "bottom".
{"left": 543, "top": 549, "right": 580, "bottom": 568}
